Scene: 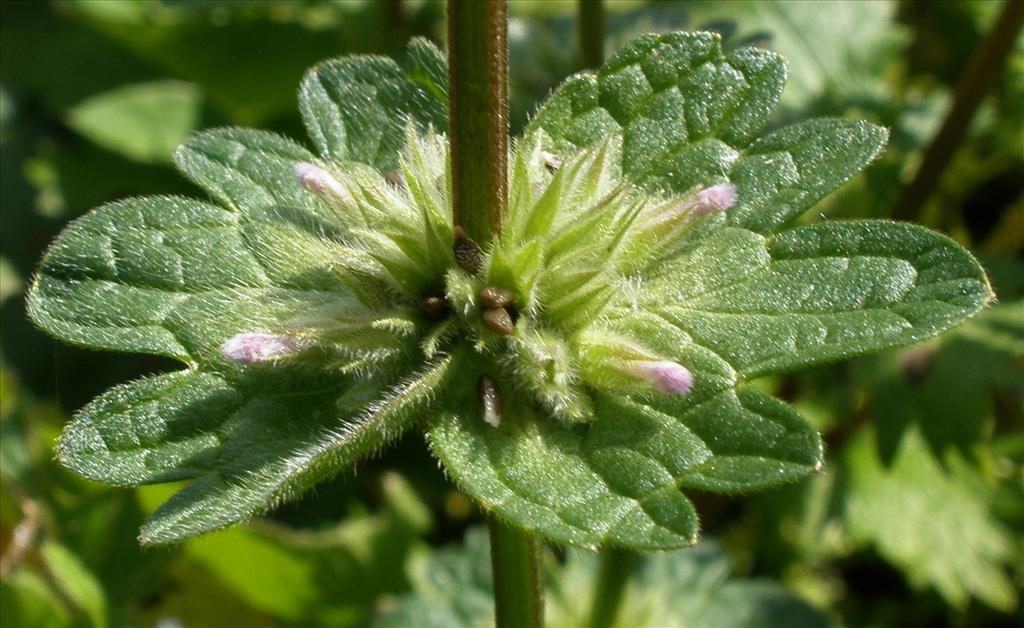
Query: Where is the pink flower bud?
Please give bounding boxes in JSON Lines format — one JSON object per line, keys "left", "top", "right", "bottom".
{"left": 541, "top": 150, "right": 562, "bottom": 171}
{"left": 692, "top": 183, "right": 737, "bottom": 215}
{"left": 293, "top": 162, "right": 353, "bottom": 205}
{"left": 626, "top": 360, "right": 693, "bottom": 395}
{"left": 221, "top": 332, "right": 298, "bottom": 364}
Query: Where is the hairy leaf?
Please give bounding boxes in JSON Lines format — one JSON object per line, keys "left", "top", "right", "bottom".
{"left": 527, "top": 31, "right": 887, "bottom": 233}
{"left": 428, "top": 358, "right": 821, "bottom": 549}
{"left": 299, "top": 38, "right": 448, "bottom": 171}
{"left": 638, "top": 221, "right": 992, "bottom": 377}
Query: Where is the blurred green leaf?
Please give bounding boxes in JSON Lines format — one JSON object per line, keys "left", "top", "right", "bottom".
{"left": 871, "top": 300, "right": 1023, "bottom": 461}
{"left": 377, "top": 528, "right": 830, "bottom": 628}
{"left": 1, "top": 569, "right": 71, "bottom": 628}
{"left": 374, "top": 528, "right": 494, "bottom": 628}
{"left": 843, "top": 427, "right": 1019, "bottom": 612}
{"left": 40, "top": 541, "right": 109, "bottom": 628}
{"left": 136, "top": 471, "right": 430, "bottom": 626}
{"left": 64, "top": 0, "right": 444, "bottom": 125}
{"left": 0, "top": 257, "right": 22, "bottom": 303}
{"left": 554, "top": 545, "right": 830, "bottom": 628}
{"left": 67, "top": 80, "right": 203, "bottom": 163}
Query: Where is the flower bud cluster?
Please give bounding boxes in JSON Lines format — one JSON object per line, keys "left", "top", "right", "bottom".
{"left": 227, "top": 131, "right": 736, "bottom": 427}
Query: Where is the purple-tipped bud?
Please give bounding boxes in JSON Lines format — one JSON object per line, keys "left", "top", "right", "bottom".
{"left": 293, "top": 162, "right": 353, "bottom": 204}
{"left": 692, "top": 183, "right": 738, "bottom": 215}
{"left": 221, "top": 332, "right": 298, "bottom": 364}
{"left": 541, "top": 150, "right": 562, "bottom": 171}
{"left": 626, "top": 360, "right": 694, "bottom": 395}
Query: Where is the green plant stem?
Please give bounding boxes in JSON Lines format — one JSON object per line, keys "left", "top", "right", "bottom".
{"left": 488, "top": 517, "right": 544, "bottom": 628}
{"left": 447, "top": 0, "right": 509, "bottom": 245}
{"left": 578, "top": 0, "right": 605, "bottom": 69}
{"left": 587, "top": 547, "right": 633, "bottom": 628}
{"left": 449, "top": 1, "right": 543, "bottom": 625}
{"left": 891, "top": 0, "right": 1024, "bottom": 221}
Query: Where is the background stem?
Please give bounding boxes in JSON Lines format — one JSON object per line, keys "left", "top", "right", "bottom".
{"left": 447, "top": 0, "right": 509, "bottom": 245}
{"left": 891, "top": 0, "right": 1024, "bottom": 221}
{"left": 578, "top": 0, "right": 606, "bottom": 69}
{"left": 488, "top": 517, "right": 545, "bottom": 628}
{"left": 587, "top": 547, "right": 633, "bottom": 628}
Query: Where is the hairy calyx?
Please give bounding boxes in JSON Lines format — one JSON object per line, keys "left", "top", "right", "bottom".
{"left": 226, "top": 131, "right": 735, "bottom": 426}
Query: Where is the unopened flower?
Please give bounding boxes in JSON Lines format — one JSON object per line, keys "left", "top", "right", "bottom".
{"left": 692, "top": 183, "right": 738, "bottom": 215}
{"left": 293, "top": 162, "right": 354, "bottom": 205}
{"left": 221, "top": 332, "right": 300, "bottom": 364}
{"left": 623, "top": 360, "right": 693, "bottom": 395}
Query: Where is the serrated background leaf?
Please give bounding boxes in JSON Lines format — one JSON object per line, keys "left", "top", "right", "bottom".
{"left": 843, "top": 427, "right": 1018, "bottom": 611}
{"left": 376, "top": 528, "right": 831, "bottom": 628}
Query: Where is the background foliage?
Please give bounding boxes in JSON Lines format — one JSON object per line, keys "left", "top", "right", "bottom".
{"left": 1, "top": 1, "right": 1021, "bottom": 626}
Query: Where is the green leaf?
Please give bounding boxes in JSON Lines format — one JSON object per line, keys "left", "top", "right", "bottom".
{"left": 725, "top": 119, "right": 888, "bottom": 233}
{"left": 173, "top": 127, "right": 318, "bottom": 213}
{"left": 28, "top": 191, "right": 453, "bottom": 542}
{"left": 56, "top": 357, "right": 451, "bottom": 544}
{"left": 684, "top": 0, "right": 910, "bottom": 117}
{"left": 641, "top": 221, "right": 992, "bottom": 378}
{"left": 299, "top": 38, "right": 447, "bottom": 171}
{"left": 526, "top": 31, "right": 887, "bottom": 233}
{"left": 28, "top": 195, "right": 292, "bottom": 361}
{"left": 39, "top": 542, "right": 109, "bottom": 628}
{"left": 67, "top": 80, "right": 203, "bottom": 163}
{"left": 1, "top": 569, "right": 72, "bottom": 628}
{"left": 843, "top": 427, "right": 1018, "bottom": 612}
{"left": 428, "top": 357, "right": 821, "bottom": 549}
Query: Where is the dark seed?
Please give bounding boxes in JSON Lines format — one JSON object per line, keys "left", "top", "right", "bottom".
{"left": 453, "top": 226, "right": 485, "bottom": 275}
{"left": 479, "top": 285, "right": 514, "bottom": 309}
{"left": 482, "top": 307, "right": 514, "bottom": 335}
{"left": 384, "top": 170, "right": 404, "bottom": 188}
{"left": 478, "top": 374, "right": 502, "bottom": 427}
{"left": 420, "top": 294, "right": 448, "bottom": 319}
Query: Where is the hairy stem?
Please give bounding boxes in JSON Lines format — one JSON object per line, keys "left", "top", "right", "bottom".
{"left": 587, "top": 547, "right": 634, "bottom": 628}
{"left": 448, "top": 1, "right": 544, "bottom": 625}
{"left": 489, "top": 517, "right": 545, "bottom": 627}
{"left": 578, "top": 0, "right": 606, "bottom": 69}
{"left": 891, "top": 0, "right": 1024, "bottom": 221}
{"left": 448, "top": 0, "right": 509, "bottom": 245}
